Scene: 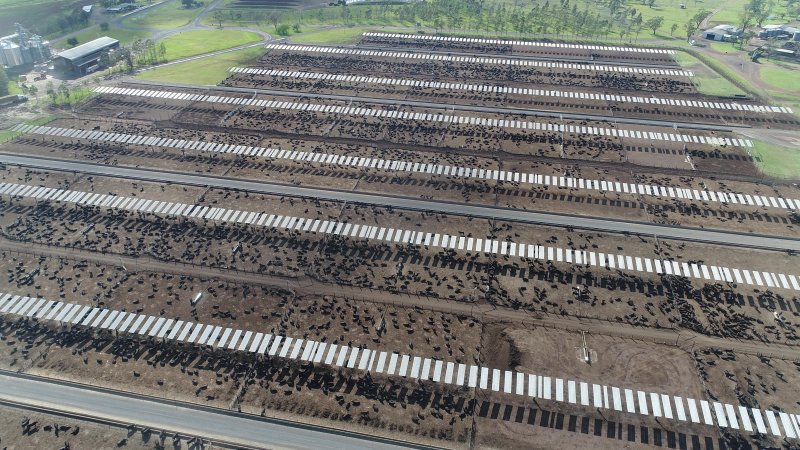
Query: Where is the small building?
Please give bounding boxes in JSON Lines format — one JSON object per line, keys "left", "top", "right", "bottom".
{"left": 758, "top": 24, "right": 800, "bottom": 41}
{"left": 105, "top": 3, "right": 137, "bottom": 13}
{"left": 772, "top": 48, "right": 796, "bottom": 57}
{"left": 703, "top": 24, "right": 741, "bottom": 42}
{"left": 53, "top": 36, "right": 119, "bottom": 75}
{"left": 82, "top": 4, "right": 93, "bottom": 13}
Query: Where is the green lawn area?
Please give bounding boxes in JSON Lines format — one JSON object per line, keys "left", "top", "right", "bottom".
{"left": 707, "top": 40, "right": 739, "bottom": 54}
{"left": 705, "top": 0, "right": 750, "bottom": 24}
{"left": 0, "top": 0, "right": 61, "bottom": 5}
{"left": 201, "top": 0, "right": 749, "bottom": 45}
{"left": 0, "top": 0, "right": 93, "bottom": 39}
{"left": 633, "top": 0, "right": 723, "bottom": 40}
{"left": 122, "top": 0, "right": 203, "bottom": 29}
{"left": 759, "top": 62, "right": 800, "bottom": 90}
{"left": 6, "top": 82, "right": 22, "bottom": 95}
{"left": 709, "top": 0, "right": 791, "bottom": 25}
{"left": 202, "top": 3, "right": 417, "bottom": 29}
{"left": 159, "top": 30, "right": 262, "bottom": 61}
{"left": 672, "top": 50, "right": 747, "bottom": 97}
{"left": 750, "top": 140, "right": 800, "bottom": 179}
{"left": 136, "top": 46, "right": 264, "bottom": 85}
{"left": 68, "top": 25, "right": 151, "bottom": 46}
{"left": 290, "top": 27, "right": 374, "bottom": 45}
{"left": 757, "top": 61, "right": 800, "bottom": 115}
{"left": 49, "top": 86, "right": 92, "bottom": 107}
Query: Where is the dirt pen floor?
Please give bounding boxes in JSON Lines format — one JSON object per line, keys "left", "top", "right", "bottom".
{"left": 223, "top": 66, "right": 799, "bottom": 130}
{"left": 0, "top": 404, "right": 155, "bottom": 450}
{"left": 3, "top": 285, "right": 797, "bottom": 449}
{"left": 0, "top": 35, "right": 799, "bottom": 450}
{"left": 356, "top": 34, "right": 681, "bottom": 66}
{"left": 0, "top": 165, "right": 798, "bottom": 345}
{"left": 76, "top": 84, "right": 757, "bottom": 174}
{"left": 7, "top": 113, "right": 798, "bottom": 239}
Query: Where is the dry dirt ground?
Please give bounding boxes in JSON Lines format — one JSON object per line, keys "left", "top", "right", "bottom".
{"left": 0, "top": 404, "right": 156, "bottom": 450}
{"left": 8, "top": 117, "right": 800, "bottom": 239}
{"left": 0, "top": 219, "right": 797, "bottom": 449}
{"left": 0, "top": 39, "right": 798, "bottom": 450}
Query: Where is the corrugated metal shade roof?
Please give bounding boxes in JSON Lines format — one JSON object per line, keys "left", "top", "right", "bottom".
{"left": 56, "top": 36, "right": 118, "bottom": 62}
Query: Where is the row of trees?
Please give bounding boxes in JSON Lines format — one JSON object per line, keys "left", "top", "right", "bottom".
{"left": 216, "top": 0, "right": 714, "bottom": 41}
{"left": 95, "top": 39, "right": 167, "bottom": 74}
{"left": 133, "top": 39, "right": 168, "bottom": 66}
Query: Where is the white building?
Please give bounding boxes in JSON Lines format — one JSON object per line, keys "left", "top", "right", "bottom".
{"left": 703, "top": 24, "right": 741, "bottom": 42}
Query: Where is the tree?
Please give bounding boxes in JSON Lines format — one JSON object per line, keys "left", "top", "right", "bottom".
{"left": 268, "top": 12, "right": 280, "bottom": 28}
{"left": 67, "top": 37, "right": 79, "bottom": 47}
{"left": 632, "top": 12, "right": 643, "bottom": 38}
{"left": 0, "top": 67, "right": 8, "bottom": 97}
{"left": 59, "top": 83, "right": 70, "bottom": 103}
{"left": 745, "top": 0, "right": 773, "bottom": 27}
{"left": 275, "top": 23, "right": 290, "bottom": 36}
{"left": 645, "top": 16, "right": 663, "bottom": 34}
{"left": 28, "top": 85, "right": 38, "bottom": 103}
{"left": 292, "top": 23, "right": 301, "bottom": 33}
{"left": 99, "top": 50, "right": 112, "bottom": 68}
{"left": 685, "top": 20, "right": 696, "bottom": 41}
{"left": 670, "top": 23, "right": 678, "bottom": 36}
{"left": 739, "top": 30, "right": 755, "bottom": 49}
{"left": 691, "top": 9, "right": 710, "bottom": 29}
{"left": 46, "top": 81, "right": 56, "bottom": 104}
{"left": 737, "top": 10, "right": 755, "bottom": 48}
{"left": 100, "top": 22, "right": 109, "bottom": 31}
{"left": 646, "top": 0, "right": 656, "bottom": 7}
{"left": 117, "top": 47, "right": 134, "bottom": 71}
{"left": 181, "top": 0, "right": 195, "bottom": 7}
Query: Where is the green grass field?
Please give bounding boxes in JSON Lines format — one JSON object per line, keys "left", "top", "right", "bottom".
{"left": 122, "top": 0, "right": 204, "bottom": 29}
{"left": 759, "top": 62, "right": 800, "bottom": 90}
{"left": 48, "top": 86, "right": 92, "bottom": 107}
{"left": 0, "top": 0, "right": 93, "bottom": 38}
{"left": 201, "top": 0, "right": 758, "bottom": 44}
{"left": 757, "top": 61, "right": 800, "bottom": 115}
{"left": 710, "top": 0, "right": 792, "bottom": 25}
{"left": 707, "top": 40, "right": 739, "bottom": 53}
{"left": 290, "top": 26, "right": 375, "bottom": 45}
{"left": 136, "top": 46, "right": 264, "bottom": 85}
{"left": 672, "top": 51, "right": 747, "bottom": 97}
{"left": 6, "top": 82, "right": 22, "bottom": 95}
{"left": 750, "top": 140, "right": 800, "bottom": 179}
{"left": 68, "top": 25, "right": 151, "bottom": 46}
{"left": 633, "top": 0, "right": 720, "bottom": 40}
{"left": 159, "top": 30, "right": 262, "bottom": 61}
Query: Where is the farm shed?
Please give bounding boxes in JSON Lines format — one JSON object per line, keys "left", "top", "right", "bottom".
{"left": 53, "top": 36, "right": 119, "bottom": 75}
